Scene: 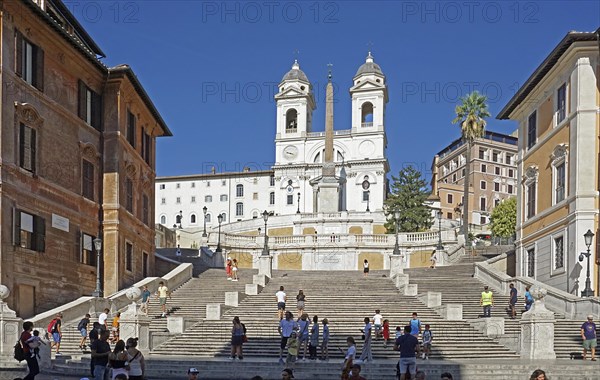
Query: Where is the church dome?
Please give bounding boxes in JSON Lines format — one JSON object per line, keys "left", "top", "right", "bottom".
{"left": 282, "top": 60, "right": 309, "bottom": 82}
{"left": 355, "top": 52, "right": 383, "bottom": 77}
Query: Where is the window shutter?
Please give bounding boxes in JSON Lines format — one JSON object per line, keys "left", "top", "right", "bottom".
{"left": 34, "top": 46, "right": 44, "bottom": 91}
{"left": 78, "top": 80, "right": 86, "bottom": 120}
{"left": 92, "top": 91, "right": 102, "bottom": 131}
{"left": 15, "top": 30, "right": 23, "bottom": 77}
{"left": 19, "top": 124, "right": 25, "bottom": 168}
{"left": 75, "top": 229, "right": 81, "bottom": 263}
{"left": 13, "top": 208, "right": 21, "bottom": 246}
{"left": 30, "top": 128, "right": 37, "bottom": 174}
{"left": 33, "top": 215, "right": 45, "bottom": 252}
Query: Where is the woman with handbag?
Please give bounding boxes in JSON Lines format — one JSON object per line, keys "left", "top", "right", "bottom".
{"left": 230, "top": 316, "right": 245, "bottom": 360}
{"left": 108, "top": 340, "right": 129, "bottom": 379}
{"left": 126, "top": 337, "right": 145, "bottom": 380}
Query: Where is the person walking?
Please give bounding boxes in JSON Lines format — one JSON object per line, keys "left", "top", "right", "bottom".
{"left": 98, "top": 308, "right": 109, "bottom": 332}
{"left": 581, "top": 314, "right": 597, "bottom": 361}
{"left": 296, "top": 290, "right": 306, "bottom": 316}
{"left": 524, "top": 286, "right": 534, "bottom": 311}
{"left": 50, "top": 313, "right": 63, "bottom": 356}
{"left": 409, "top": 312, "right": 421, "bottom": 357}
{"left": 309, "top": 315, "right": 319, "bottom": 360}
{"left": 430, "top": 250, "right": 438, "bottom": 269}
{"left": 480, "top": 286, "right": 494, "bottom": 318}
{"left": 156, "top": 281, "right": 171, "bottom": 318}
{"left": 320, "top": 318, "right": 329, "bottom": 361}
{"left": 110, "top": 312, "right": 121, "bottom": 343}
{"left": 231, "top": 316, "right": 245, "bottom": 360}
{"left": 20, "top": 321, "right": 39, "bottom": 380}
{"left": 140, "top": 285, "right": 151, "bottom": 315}
{"left": 363, "top": 259, "right": 369, "bottom": 277}
{"left": 372, "top": 309, "right": 383, "bottom": 340}
{"left": 91, "top": 329, "right": 111, "bottom": 380}
{"left": 276, "top": 286, "right": 287, "bottom": 320}
{"left": 341, "top": 336, "right": 357, "bottom": 380}
{"left": 394, "top": 325, "right": 419, "bottom": 380}
{"left": 357, "top": 317, "right": 373, "bottom": 363}
{"left": 297, "top": 313, "right": 310, "bottom": 361}
{"left": 232, "top": 258, "right": 239, "bottom": 281}
{"left": 78, "top": 313, "right": 91, "bottom": 350}
{"left": 226, "top": 257, "right": 233, "bottom": 280}
{"left": 278, "top": 311, "right": 297, "bottom": 365}
{"left": 126, "top": 337, "right": 146, "bottom": 380}
{"left": 421, "top": 324, "right": 433, "bottom": 359}
{"left": 508, "top": 283, "right": 518, "bottom": 319}
{"left": 382, "top": 319, "right": 390, "bottom": 347}
{"left": 108, "top": 340, "right": 129, "bottom": 380}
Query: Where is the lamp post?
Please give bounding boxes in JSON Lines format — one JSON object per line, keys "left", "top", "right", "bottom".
{"left": 175, "top": 210, "right": 183, "bottom": 229}
{"left": 393, "top": 209, "right": 401, "bottom": 255}
{"left": 366, "top": 190, "right": 370, "bottom": 212}
{"left": 297, "top": 192, "right": 301, "bottom": 214}
{"left": 579, "top": 229, "right": 595, "bottom": 297}
{"left": 437, "top": 210, "right": 444, "bottom": 250}
{"left": 202, "top": 206, "right": 208, "bottom": 237}
{"left": 216, "top": 213, "right": 223, "bottom": 253}
{"left": 92, "top": 237, "right": 103, "bottom": 297}
{"left": 262, "top": 210, "right": 269, "bottom": 256}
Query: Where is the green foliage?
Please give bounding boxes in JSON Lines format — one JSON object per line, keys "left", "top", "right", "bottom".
{"left": 452, "top": 91, "right": 491, "bottom": 143}
{"left": 490, "top": 197, "right": 517, "bottom": 238}
{"left": 384, "top": 166, "right": 433, "bottom": 233}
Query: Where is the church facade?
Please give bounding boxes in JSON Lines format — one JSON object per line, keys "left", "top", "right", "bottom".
{"left": 156, "top": 54, "right": 389, "bottom": 229}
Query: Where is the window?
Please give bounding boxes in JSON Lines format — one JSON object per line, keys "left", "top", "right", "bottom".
{"left": 80, "top": 233, "right": 96, "bottom": 266}
{"left": 480, "top": 181, "right": 486, "bottom": 190}
{"left": 141, "top": 132, "right": 151, "bottom": 165}
{"left": 492, "top": 152, "right": 498, "bottom": 162}
{"left": 480, "top": 197, "right": 486, "bottom": 211}
{"left": 253, "top": 192, "right": 259, "bottom": 200}
{"left": 556, "top": 83, "right": 566, "bottom": 124}
{"left": 447, "top": 212, "right": 452, "bottom": 219}
{"left": 253, "top": 178, "right": 258, "bottom": 184}
{"left": 236, "top": 184, "right": 244, "bottom": 197}
{"left": 554, "top": 236, "right": 564, "bottom": 269}
{"left": 480, "top": 216, "right": 486, "bottom": 224}
{"left": 205, "top": 195, "right": 212, "bottom": 202}
{"left": 527, "top": 248, "right": 535, "bottom": 277}
{"left": 555, "top": 162, "right": 566, "bottom": 203}
{"left": 270, "top": 175, "right": 275, "bottom": 186}
{"left": 507, "top": 185, "right": 513, "bottom": 194}
{"left": 205, "top": 214, "right": 212, "bottom": 223}
{"left": 452, "top": 173, "right": 456, "bottom": 182}
{"left": 126, "top": 110, "right": 136, "bottom": 147}
{"left": 14, "top": 210, "right": 45, "bottom": 252}
{"left": 495, "top": 167, "right": 501, "bottom": 176}
{"left": 527, "top": 111, "right": 537, "bottom": 149}
{"left": 176, "top": 197, "right": 181, "bottom": 204}
{"left": 363, "top": 191, "right": 370, "bottom": 202}
{"left": 252, "top": 211, "right": 258, "bottom": 219}
{"left": 220, "top": 194, "right": 228, "bottom": 202}
{"left": 494, "top": 182, "right": 500, "bottom": 192}
{"left": 506, "top": 154, "right": 514, "bottom": 165}
{"left": 176, "top": 183, "right": 180, "bottom": 189}
{"left": 461, "top": 168, "right": 465, "bottom": 177}
{"left": 142, "top": 194, "right": 149, "bottom": 225}
{"left": 286, "top": 108, "right": 298, "bottom": 131}
{"left": 481, "top": 164, "right": 487, "bottom": 173}
{"left": 161, "top": 198, "right": 166, "bottom": 205}
{"left": 82, "top": 160, "right": 95, "bottom": 201}
{"left": 221, "top": 180, "right": 226, "bottom": 186}
{"left": 526, "top": 182, "right": 536, "bottom": 219}
{"left": 479, "top": 149, "right": 486, "bottom": 160}
{"left": 78, "top": 81, "right": 102, "bottom": 130}
{"left": 206, "top": 181, "right": 211, "bottom": 187}
{"left": 190, "top": 214, "right": 196, "bottom": 224}
{"left": 494, "top": 198, "right": 500, "bottom": 207}
{"left": 16, "top": 30, "right": 44, "bottom": 90}
{"left": 235, "top": 202, "right": 244, "bottom": 216}
{"left": 508, "top": 169, "right": 514, "bottom": 178}
{"left": 287, "top": 195, "right": 294, "bottom": 205}
{"left": 125, "top": 242, "right": 133, "bottom": 272}
{"left": 159, "top": 184, "right": 165, "bottom": 190}
{"left": 160, "top": 215, "right": 166, "bottom": 224}
{"left": 221, "top": 213, "right": 227, "bottom": 222}
{"left": 447, "top": 194, "right": 453, "bottom": 204}
{"left": 125, "top": 178, "right": 133, "bottom": 213}
{"left": 269, "top": 192, "right": 275, "bottom": 205}
{"left": 191, "top": 182, "right": 195, "bottom": 188}
{"left": 191, "top": 196, "right": 196, "bottom": 203}
{"left": 19, "top": 124, "right": 36, "bottom": 173}
{"left": 142, "top": 252, "right": 148, "bottom": 278}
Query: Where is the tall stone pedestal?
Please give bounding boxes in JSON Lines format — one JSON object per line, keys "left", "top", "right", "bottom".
{"left": 258, "top": 255, "right": 272, "bottom": 278}
{"left": 119, "top": 302, "right": 152, "bottom": 351}
{"left": 389, "top": 254, "right": 404, "bottom": 279}
{"left": 317, "top": 179, "right": 340, "bottom": 213}
{"left": 38, "top": 335, "right": 52, "bottom": 370}
{"left": 0, "top": 301, "right": 22, "bottom": 359}
{"left": 520, "top": 288, "right": 556, "bottom": 359}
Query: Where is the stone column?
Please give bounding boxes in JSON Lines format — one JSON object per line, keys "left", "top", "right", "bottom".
{"left": 119, "top": 287, "right": 151, "bottom": 351}
{"left": 0, "top": 285, "right": 23, "bottom": 360}
{"left": 520, "top": 287, "right": 556, "bottom": 359}
{"left": 389, "top": 254, "right": 404, "bottom": 279}
{"left": 258, "top": 255, "right": 272, "bottom": 278}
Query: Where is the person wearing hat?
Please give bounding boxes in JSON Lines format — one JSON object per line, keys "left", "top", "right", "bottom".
{"left": 581, "top": 314, "right": 597, "bottom": 361}
{"left": 281, "top": 368, "right": 294, "bottom": 379}
{"left": 188, "top": 367, "right": 200, "bottom": 379}
{"left": 480, "top": 286, "right": 494, "bottom": 318}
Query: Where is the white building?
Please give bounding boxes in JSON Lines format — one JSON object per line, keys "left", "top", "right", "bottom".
{"left": 156, "top": 53, "right": 389, "bottom": 228}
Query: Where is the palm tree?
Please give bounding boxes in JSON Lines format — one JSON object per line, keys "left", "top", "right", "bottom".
{"left": 452, "top": 91, "right": 490, "bottom": 247}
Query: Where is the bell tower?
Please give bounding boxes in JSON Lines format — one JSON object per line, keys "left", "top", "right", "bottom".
{"left": 275, "top": 60, "right": 316, "bottom": 137}
{"left": 350, "top": 52, "right": 388, "bottom": 133}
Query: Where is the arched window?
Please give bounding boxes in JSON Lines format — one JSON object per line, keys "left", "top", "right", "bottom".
{"left": 236, "top": 184, "right": 244, "bottom": 197}
{"left": 361, "top": 102, "right": 373, "bottom": 127}
{"left": 252, "top": 211, "right": 258, "bottom": 219}
{"left": 286, "top": 109, "right": 298, "bottom": 132}
{"left": 205, "top": 213, "right": 211, "bottom": 223}
{"left": 160, "top": 215, "right": 166, "bottom": 225}
{"left": 190, "top": 214, "right": 197, "bottom": 224}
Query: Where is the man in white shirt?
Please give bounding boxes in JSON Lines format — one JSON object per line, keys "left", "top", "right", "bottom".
{"left": 373, "top": 310, "right": 383, "bottom": 340}
{"left": 275, "top": 286, "right": 287, "bottom": 320}
{"left": 98, "top": 308, "right": 109, "bottom": 331}
{"left": 156, "top": 281, "right": 171, "bottom": 318}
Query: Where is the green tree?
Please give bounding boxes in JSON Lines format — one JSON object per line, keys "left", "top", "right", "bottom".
{"left": 490, "top": 197, "right": 517, "bottom": 238}
{"left": 452, "top": 91, "right": 490, "bottom": 245}
{"left": 384, "top": 166, "right": 433, "bottom": 233}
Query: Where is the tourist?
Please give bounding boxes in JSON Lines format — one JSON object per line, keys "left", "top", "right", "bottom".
{"left": 276, "top": 286, "right": 287, "bottom": 320}
{"left": 363, "top": 259, "right": 369, "bottom": 277}
{"left": 524, "top": 286, "right": 534, "bottom": 311}
{"left": 140, "top": 285, "right": 151, "bottom": 315}
{"left": 286, "top": 332, "right": 299, "bottom": 369}
{"left": 156, "top": 281, "right": 171, "bottom": 318}
{"left": 78, "top": 313, "right": 91, "bottom": 349}
{"left": 357, "top": 316, "right": 372, "bottom": 363}
{"left": 394, "top": 325, "right": 419, "bottom": 380}
{"left": 409, "top": 312, "right": 421, "bottom": 357}
{"left": 421, "top": 324, "right": 433, "bottom": 360}
{"left": 415, "top": 370, "right": 426, "bottom": 379}
{"left": 441, "top": 373, "right": 453, "bottom": 380}
{"left": 297, "top": 313, "right": 310, "bottom": 360}
{"left": 278, "top": 311, "right": 296, "bottom": 365}
{"left": 430, "top": 250, "right": 437, "bottom": 269}
{"left": 382, "top": 319, "right": 390, "bottom": 347}
{"left": 98, "top": 308, "right": 109, "bottom": 332}
{"left": 296, "top": 289, "right": 306, "bottom": 316}
{"left": 110, "top": 312, "right": 121, "bottom": 343}
{"left": 126, "top": 337, "right": 145, "bottom": 380}
{"left": 309, "top": 315, "right": 319, "bottom": 360}
{"left": 108, "top": 339, "right": 129, "bottom": 380}
{"left": 581, "top": 314, "right": 597, "bottom": 361}
{"left": 25, "top": 329, "right": 45, "bottom": 359}
{"left": 395, "top": 325, "right": 402, "bottom": 340}
{"left": 88, "top": 326, "right": 99, "bottom": 376}
{"left": 281, "top": 368, "right": 294, "bottom": 380}
{"left": 372, "top": 309, "right": 383, "bottom": 340}
{"left": 187, "top": 367, "right": 200, "bottom": 379}
{"left": 509, "top": 283, "right": 518, "bottom": 319}
{"left": 320, "top": 318, "right": 329, "bottom": 361}
{"left": 91, "top": 329, "right": 111, "bottom": 380}
{"left": 232, "top": 258, "right": 239, "bottom": 281}
{"left": 348, "top": 363, "right": 367, "bottom": 380}
{"left": 529, "top": 369, "right": 548, "bottom": 380}
{"left": 20, "top": 321, "right": 39, "bottom": 380}
{"left": 226, "top": 257, "right": 232, "bottom": 280}
{"left": 480, "top": 286, "right": 494, "bottom": 318}
{"left": 341, "top": 336, "right": 357, "bottom": 380}
{"left": 231, "top": 316, "right": 245, "bottom": 360}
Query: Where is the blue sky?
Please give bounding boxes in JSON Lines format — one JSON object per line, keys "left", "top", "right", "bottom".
{"left": 74, "top": 0, "right": 599, "bottom": 181}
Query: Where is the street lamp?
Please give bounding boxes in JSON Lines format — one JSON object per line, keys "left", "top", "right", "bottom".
{"left": 92, "top": 237, "right": 103, "bottom": 297}
{"left": 366, "top": 190, "right": 371, "bottom": 212}
{"left": 297, "top": 192, "right": 301, "bottom": 214}
{"left": 392, "top": 209, "right": 401, "bottom": 255}
{"left": 216, "top": 213, "right": 223, "bottom": 253}
{"left": 175, "top": 210, "right": 183, "bottom": 229}
{"left": 262, "top": 210, "right": 269, "bottom": 256}
{"left": 202, "top": 206, "right": 208, "bottom": 237}
{"left": 579, "top": 229, "right": 595, "bottom": 297}
{"left": 436, "top": 210, "right": 444, "bottom": 250}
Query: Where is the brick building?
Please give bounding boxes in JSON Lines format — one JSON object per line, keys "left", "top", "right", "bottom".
{"left": 0, "top": 0, "right": 171, "bottom": 317}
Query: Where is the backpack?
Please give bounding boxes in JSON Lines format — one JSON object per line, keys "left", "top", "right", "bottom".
{"left": 77, "top": 318, "right": 87, "bottom": 331}
{"left": 47, "top": 318, "right": 58, "bottom": 334}
{"left": 14, "top": 340, "right": 26, "bottom": 362}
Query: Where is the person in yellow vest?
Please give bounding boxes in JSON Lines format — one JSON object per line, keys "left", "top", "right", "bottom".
{"left": 480, "top": 286, "right": 494, "bottom": 318}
